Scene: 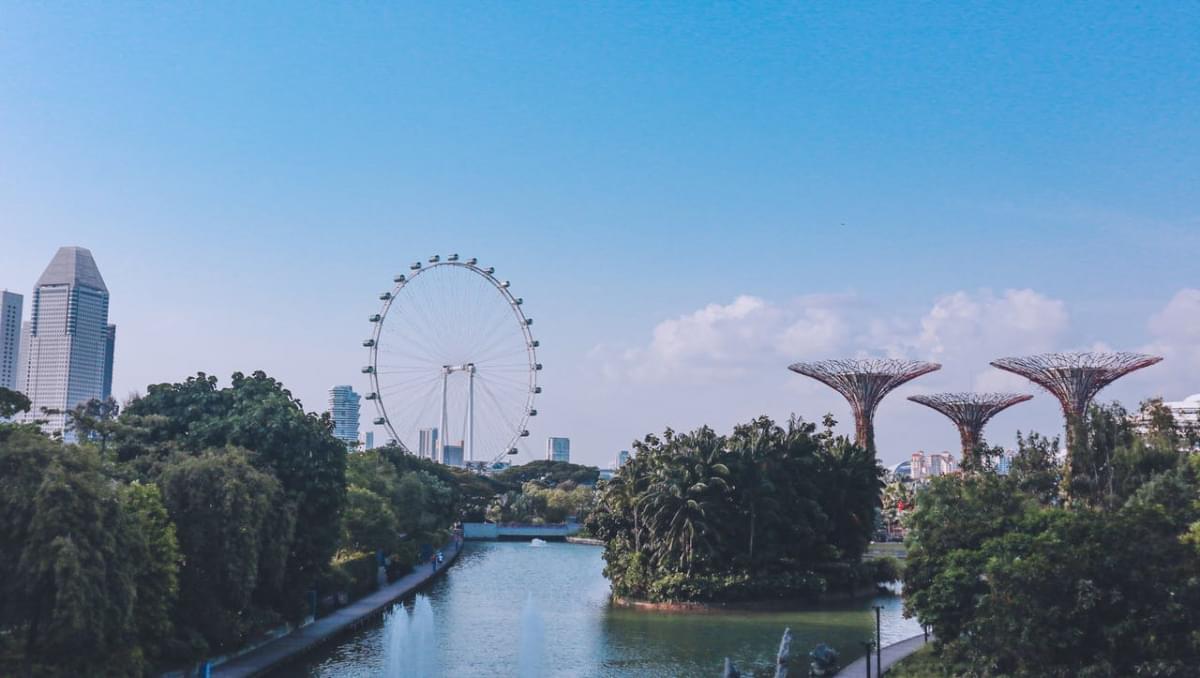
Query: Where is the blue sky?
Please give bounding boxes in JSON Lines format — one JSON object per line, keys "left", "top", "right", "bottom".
{"left": 2, "top": 3, "right": 1197, "bottom": 466}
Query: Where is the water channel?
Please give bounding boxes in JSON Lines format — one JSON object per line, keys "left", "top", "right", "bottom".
{"left": 286, "top": 541, "right": 919, "bottom": 677}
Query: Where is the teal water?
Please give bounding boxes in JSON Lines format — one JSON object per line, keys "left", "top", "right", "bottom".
{"left": 287, "top": 541, "right": 919, "bottom": 676}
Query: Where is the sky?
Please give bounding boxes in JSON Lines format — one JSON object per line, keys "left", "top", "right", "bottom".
{"left": 1, "top": 3, "right": 1197, "bottom": 467}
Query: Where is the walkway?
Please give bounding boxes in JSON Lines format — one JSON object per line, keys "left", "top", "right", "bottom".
{"left": 211, "top": 539, "right": 463, "bottom": 678}
{"left": 833, "top": 633, "right": 929, "bottom": 677}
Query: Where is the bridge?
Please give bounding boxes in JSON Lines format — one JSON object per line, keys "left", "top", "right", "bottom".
{"left": 462, "top": 522, "right": 582, "bottom": 540}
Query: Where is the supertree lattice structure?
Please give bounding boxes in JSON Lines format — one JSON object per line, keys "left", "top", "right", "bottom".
{"left": 788, "top": 358, "right": 941, "bottom": 454}
{"left": 908, "top": 392, "right": 1033, "bottom": 462}
{"left": 989, "top": 352, "right": 1162, "bottom": 444}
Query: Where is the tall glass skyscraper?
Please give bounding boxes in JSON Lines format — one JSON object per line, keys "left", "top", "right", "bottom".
{"left": 17, "top": 247, "right": 114, "bottom": 438}
{"left": 328, "top": 385, "right": 361, "bottom": 447}
{"left": 0, "top": 290, "right": 23, "bottom": 391}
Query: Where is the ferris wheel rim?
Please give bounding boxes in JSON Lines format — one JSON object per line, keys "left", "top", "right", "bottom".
{"left": 365, "top": 257, "right": 539, "bottom": 463}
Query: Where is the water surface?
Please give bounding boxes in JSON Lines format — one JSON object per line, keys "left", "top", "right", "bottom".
{"left": 288, "top": 541, "right": 919, "bottom": 676}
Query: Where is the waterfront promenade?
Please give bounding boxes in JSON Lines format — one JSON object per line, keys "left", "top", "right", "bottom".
{"left": 833, "top": 633, "right": 929, "bottom": 677}
{"left": 210, "top": 539, "right": 463, "bottom": 678}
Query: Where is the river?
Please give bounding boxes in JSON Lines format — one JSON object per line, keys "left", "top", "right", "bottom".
{"left": 285, "top": 541, "right": 919, "bottom": 676}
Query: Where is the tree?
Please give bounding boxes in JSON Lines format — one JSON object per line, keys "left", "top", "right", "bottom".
{"left": 341, "top": 485, "right": 401, "bottom": 554}
{"left": 158, "top": 448, "right": 297, "bottom": 655}
{"left": 121, "top": 371, "right": 346, "bottom": 621}
{"left": 0, "top": 429, "right": 177, "bottom": 675}
{"left": 66, "top": 396, "right": 121, "bottom": 456}
{"left": 0, "top": 386, "right": 31, "bottom": 418}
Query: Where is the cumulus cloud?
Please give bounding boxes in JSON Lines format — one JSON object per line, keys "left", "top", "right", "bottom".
{"left": 1143, "top": 289, "right": 1200, "bottom": 395}
{"left": 606, "top": 294, "right": 850, "bottom": 383}
{"left": 602, "top": 288, "right": 1072, "bottom": 388}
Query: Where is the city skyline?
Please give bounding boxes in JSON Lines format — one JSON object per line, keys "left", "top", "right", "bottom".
{"left": 2, "top": 4, "right": 1198, "bottom": 465}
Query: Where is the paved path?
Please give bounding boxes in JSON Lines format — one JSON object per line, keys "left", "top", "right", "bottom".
{"left": 211, "top": 539, "right": 463, "bottom": 678}
{"left": 833, "top": 633, "right": 929, "bottom": 677}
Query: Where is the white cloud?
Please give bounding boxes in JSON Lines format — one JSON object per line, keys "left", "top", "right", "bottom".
{"left": 1142, "top": 289, "right": 1200, "bottom": 396}
{"left": 612, "top": 294, "right": 848, "bottom": 383}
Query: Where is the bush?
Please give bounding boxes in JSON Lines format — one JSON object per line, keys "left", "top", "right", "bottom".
{"left": 386, "top": 542, "right": 419, "bottom": 582}
{"left": 332, "top": 552, "right": 380, "bottom": 601}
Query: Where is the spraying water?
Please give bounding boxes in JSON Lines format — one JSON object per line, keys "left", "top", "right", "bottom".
{"left": 383, "top": 594, "right": 437, "bottom": 677}
{"left": 517, "top": 593, "right": 545, "bottom": 677}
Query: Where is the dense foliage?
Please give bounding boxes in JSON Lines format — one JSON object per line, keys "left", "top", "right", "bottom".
{"left": 587, "top": 415, "right": 887, "bottom": 603}
{"left": 904, "top": 402, "right": 1200, "bottom": 677}
{"left": 493, "top": 459, "right": 600, "bottom": 488}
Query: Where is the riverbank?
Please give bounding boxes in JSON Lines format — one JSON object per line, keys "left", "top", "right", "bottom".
{"left": 565, "top": 536, "right": 604, "bottom": 546}
{"left": 205, "top": 539, "right": 462, "bottom": 678}
{"left": 612, "top": 582, "right": 888, "bottom": 613}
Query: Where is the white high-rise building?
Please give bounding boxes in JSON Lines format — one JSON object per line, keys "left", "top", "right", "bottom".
{"left": 419, "top": 427, "right": 439, "bottom": 460}
{"left": 328, "top": 385, "right": 361, "bottom": 446}
{"left": 547, "top": 436, "right": 570, "bottom": 463}
{"left": 17, "top": 247, "right": 114, "bottom": 438}
{"left": 0, "top": 291, "right": 22, "bottom": 391}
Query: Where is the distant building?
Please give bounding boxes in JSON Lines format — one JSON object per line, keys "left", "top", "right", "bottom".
{"left": 909, "top": 451, "right": 956, "bottom": 481}
{"left": 442, "top": 443, "right": 464, "bottom": 467}
{"left": 995, "top": 450, "right": 1013, "bottom": 476}
{"left": 929, "top": 452, "right": 956, "bottom": 476}
{"left": 1159, "top": 394, "right": 1200, "bottom": 443}
{"left": 891, "top": 460, "right": 912, "bottom": 480}
{"left": 364, "top": 431, "right": 374, "bottom": 450}
{"left": 0, "top": 290, "right": 22, "bottom": 391}
{"left": 17, "top": 247, "right": 114, "bottom": 439}
{"left": 599, "top": 468, "right": 615, "bottom": 481}
{"left": 419, "top": 427, "right": 439, "bottom": 460}
{"left": 909, "top": 452, "right": 929, "bottom": 481}
{"left": 547, "top": 436, "right": 570, "bottom": 463}
{"left": 617, "top": 450, "right": 631, "bottom": 466}
{"left": 328, "top": 385, "right": 361, "bottom": 446}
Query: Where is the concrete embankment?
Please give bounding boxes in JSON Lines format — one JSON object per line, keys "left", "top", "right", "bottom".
{"left": 201, "top": 539, "right": 463, "bottom": 678}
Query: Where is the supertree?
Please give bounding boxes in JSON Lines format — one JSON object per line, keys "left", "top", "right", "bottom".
{"left": 907, "top": 392, "right": 1033, "bottom": 466}
{"left": 787, "top": 358, "right": 941, "bottom": 454}
{"left": 990, "top": 352, "right": 1162, "bottom": 446}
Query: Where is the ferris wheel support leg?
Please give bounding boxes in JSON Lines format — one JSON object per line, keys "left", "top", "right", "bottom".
{"left": 439, "top": 369, "right": 449, "bottom": 464}
{"left": 468, "top": 368, "right": 475, "bottom": 463}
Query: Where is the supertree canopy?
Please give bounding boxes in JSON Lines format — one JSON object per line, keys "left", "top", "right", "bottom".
{"left": 788, "top": 358, "right": 941, "bottom": 454}
{"left": 990, "top": 352, "right": 1162, "bottom": 431}
{"left": 908, "top": 392, "right": 1033, "bottom": 462}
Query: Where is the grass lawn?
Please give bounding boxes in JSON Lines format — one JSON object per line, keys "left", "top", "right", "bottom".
{"left": 885, "top": 646, "right": 951, "bottom": 677}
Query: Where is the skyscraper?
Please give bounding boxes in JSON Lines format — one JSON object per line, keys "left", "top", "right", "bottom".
{"left": 328, "top": 385, "right": 361, "bottom": 447}
{"left": 0, "top": 291, "right": 22, "bottom": 391}
{"left": 18, "top": 247, "right": 114, "bottom": 438}
{"left": 419, "top": 427, "right": 439, "bottom": 460}
{"left": 547, "top": 436, "right": 570, "bottom": 463}
{"left": 617, "top": 449, "right": 631, "bottom": 466}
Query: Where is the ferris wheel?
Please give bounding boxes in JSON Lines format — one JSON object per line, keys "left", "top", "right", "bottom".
{"left": 364, "top": 254, "right": 541, "bottom": 465}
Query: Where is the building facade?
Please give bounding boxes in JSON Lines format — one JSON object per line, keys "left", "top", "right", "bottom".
{"left": 419, "top": 427, "right": 439, "bottom": 460}
{"left": 908, "top": 450, "right": 957, "bottom": 481}
{"left": 617, "top": 449, "right": 631, "bottom": 466}
{"left": 0, "top": 291, "right": 22, "bottom": 391}
{"left": 442, "top": 443, "right": 464, "bottom": 467}
{"left": 328, "top": 385, "right": 361, "bottom": 446}
{"left": 17, "top": 247, "right": 114, "bottom": 438}
{"left": 547, "top": 436, "right": 570, "bottom": 463}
